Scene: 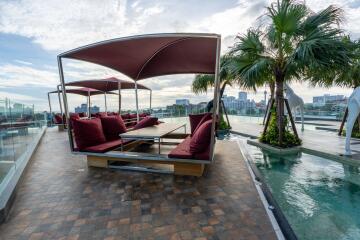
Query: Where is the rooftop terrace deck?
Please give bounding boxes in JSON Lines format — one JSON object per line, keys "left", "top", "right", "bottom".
{"left": 0, "top": 128, "right": 276, "bottom": 240}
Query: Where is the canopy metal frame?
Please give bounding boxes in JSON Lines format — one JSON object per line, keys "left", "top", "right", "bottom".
{"left": 64, "top": 78, "right": 152, "bottom": 116}
{"left": 48, "top": 86, "right": 117, "bottom": 127}
{"left": 57, "top": 33, "right": 221, "bottom": 163}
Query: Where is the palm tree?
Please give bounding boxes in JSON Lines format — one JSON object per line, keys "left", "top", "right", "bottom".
{"left": 308, "top": 37, "right": 359, "bottom": 135}
{"left": 229, "top": 0, "right": 351, "bottom": 147}
{"left": 192, "top": 55, "right": 234, "bottom": 105}
{"left": 192, "top": 55, "right": 234, "bottom": 129}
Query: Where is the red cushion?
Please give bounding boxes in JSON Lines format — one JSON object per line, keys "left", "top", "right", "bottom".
{"left": 54, "top": 114, "right": 63, "bottom": 124}
{"left": 96, "top": 112, "right": 107, "bottom": 118}
{"left": 83, "top": 139, "right": 132, "bottom": 153}
{"left": 100, "top": 115, "right": 127, "bottom": 141}
{"left": 168, "top": 136, "right": 210, "bottom": 160}
{"left": 133, "top": 117, "right": 158, "bottom": 130}
{"left": 168, "top": 136, "right": 193, "bottom": 159}
{"left": 72, "top": 118, "right": 106, "bottom": 150}
{"left": 193, "top": 113, "right": 212, "bottom": 135}
{"left": 78, "top": 112, "right": 86, "bottom": 118}
{"left": 190, "top": 119, "right": 212, "bottom": 153}
{"left": 70, "top": 113, "right": 80, "bottom": 119}
{"left": 129, "top": 113, "right": 137, "bottom": 119}
{"left": 189, "top": 113, "right": 211, "bottom": 135}
{"left": 121, "top": 113, "right": 130, "bottom": 120}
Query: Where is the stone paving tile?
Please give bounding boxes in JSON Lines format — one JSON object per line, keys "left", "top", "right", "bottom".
{"left": 0, "top": 128, "right": 276, "bottom": 239}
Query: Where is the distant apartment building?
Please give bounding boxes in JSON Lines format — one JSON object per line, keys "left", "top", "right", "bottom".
{"left": 238, "top": 92, "right": 247, "bottom": 102}
{"left": 75, "top": 103, "right": 99, "bottom": 113}
{"left": 175, "top": 99, "right": 190, "bottom": 106}
{"left": 312, "top": 94, "right": 346, "bottom": 107}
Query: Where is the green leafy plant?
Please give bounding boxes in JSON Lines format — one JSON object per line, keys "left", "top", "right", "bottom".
{"left": 259, "top": 108, "right": 301, "bottom": 147}
{"left": 342, "top": 121, "right": 360, "bottom": 138}
{"left": 230, "top": 0, "right": 352, "bottom": 146}
{"left": 219, "top": 114, "right": 231, "bottom": 130}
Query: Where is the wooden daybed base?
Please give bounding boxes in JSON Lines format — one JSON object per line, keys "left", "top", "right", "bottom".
{"left": 76, "top": 141, "right": 209, "bottom": 177}
{"left": 86, "top": 154, "right": 206, "bottom": 176}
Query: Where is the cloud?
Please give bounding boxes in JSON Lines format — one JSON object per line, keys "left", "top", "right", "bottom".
{"left": 14, "top": 59, "right": 32, "bottom": 65}
{"left": 0, "top": 0, "right": 164, "bottom": 51}
{"left": 0, "top": 91, "right": 42, "bottom": 102}
{"left": 0, "top": 64, "right": 58, "bottom": 88}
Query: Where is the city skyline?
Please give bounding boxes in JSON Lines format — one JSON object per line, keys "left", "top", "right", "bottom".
{"left": 0, "top": 0, "right": 359, "bottom": 110}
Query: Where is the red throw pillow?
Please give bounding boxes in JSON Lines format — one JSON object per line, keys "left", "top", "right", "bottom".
{"left": 192, "top": 113, "right": 212, "bottom": 135}
{"left": 78, "top": 112, "right": 86, "bottom": 118}
{"left": 189, "top": 113, "right": 211, "bottom": 135}
{"left": 121, "top": 113, "right": 130, "bottom": 120}
{"left": 72, "top": 118, "right": 107, "bottom": 150}
{"left": 129, "top": 113, "right": 137, "bottom": 119}
{"left": 54, "top": 114, "right": 63, "bottom": 124}
{"left": 133, "top": 117, "right": 158, "bottom": 130}
{"left": 100, "top": 115, "right": 127, "bottom": 141}
{"left": 190, "top": 119, "right": 213, "bottom": 153}
{"left": 96, "top": 112, "right": 107, "bottom": 118}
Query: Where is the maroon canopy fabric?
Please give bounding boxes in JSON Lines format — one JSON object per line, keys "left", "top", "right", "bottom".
{"left": 65, "top": 77, "right": 150, "bottom": 91}
{"left": 59, "top": 33, "right": 220, "bottom": 80}
{"left": 48, "top": 87, "right": 117, "bottom": 97}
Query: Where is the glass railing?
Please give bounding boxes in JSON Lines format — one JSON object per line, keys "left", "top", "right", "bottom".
{"left": 0, "top": 98, "right": 46, "bottom": 203}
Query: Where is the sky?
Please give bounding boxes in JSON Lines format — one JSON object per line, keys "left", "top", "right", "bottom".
{"left": 0, "top": 0, "right": 360, "bottom": 112}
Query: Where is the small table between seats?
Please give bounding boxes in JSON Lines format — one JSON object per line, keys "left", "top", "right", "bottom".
{"left": 119, "top": 123, "right": 186, "bottom": 154}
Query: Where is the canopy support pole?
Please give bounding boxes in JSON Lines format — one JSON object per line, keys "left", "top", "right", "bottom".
{"left": 88, "top": 91, "right": 91, "bottom": 117}
{"left": 118, "top": 81, "right": 122, "bottom": 114}
{"left": 47, "top": 92, "right": 52, "bottom": 125}
{"left": 57, "top": 56, "right": 75, "bottom": 151}
{"left": 104, "top": 92, "right": 107, "bottom": 113}
{"left": 135, "top": 81, "right": 139, "bottom": 122}
{"left": 209, "top": 37, "right": 221, "bottom": 162}
{"left": 149, "top": 90, "right": 152, "bottom": 115}
{"left": 56, "top": 84, "right": 63, "bottom": 116}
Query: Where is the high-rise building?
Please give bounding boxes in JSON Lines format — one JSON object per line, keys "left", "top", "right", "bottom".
{"left": 75, "top": 103, "right": 99, "bottom": 113}
{"left": 238, "top": 92, "right": 247, "bottom": 102}
{"left": 175, "top": 99, "right": 190, "bottom": 106}
{"left": 312, "top": 94, "right": 345, "bottom": 107}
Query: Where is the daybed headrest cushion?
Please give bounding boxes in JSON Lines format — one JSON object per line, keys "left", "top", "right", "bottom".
{"left": 54, "top": 114, "right": 63, "bottom": 124}
{"left": 70, "top": 113, "right": 80, "bottom": 119}
{"left": 133, "top": 116, "right": 158, "bottom": 130}
{"left": 96, "top": 112, "right": 107, "bottom": 118}
{"left": 189, "top": 113, "right": 212, "bottom": 135}
{"left": 189, "top": 119, "right": 212, "bottom": 153}
{"left": 121, "top": 113, "right": 130, "bottom": 120}
{"left": 100, "top": 115, "right": 127, "bottom": 141}
{"left": 72, "top": 118, "right": 106, "bottom": 150}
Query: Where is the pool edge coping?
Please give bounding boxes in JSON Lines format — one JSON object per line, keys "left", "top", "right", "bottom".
{"left": 237, "top": 140, "right": 297, "bottom": 240}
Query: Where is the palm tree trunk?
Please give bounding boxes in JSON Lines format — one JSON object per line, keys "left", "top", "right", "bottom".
{"left": 275, "top": 75, "right": 285, "bottom": 146}
{"left": 270, "top": 81, "right": 275, "bottom": 100}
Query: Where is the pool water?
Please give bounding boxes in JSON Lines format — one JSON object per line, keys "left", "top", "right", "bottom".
{"left": 247, "top": 145, "right": 360, "bottom": 240}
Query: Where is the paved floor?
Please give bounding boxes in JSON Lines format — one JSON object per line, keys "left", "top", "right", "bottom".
{"left": 230, "top": 120, "right": 360, "bottom": 160}
{"left": 0, "top": 128, "right": 276, "bottom": 240}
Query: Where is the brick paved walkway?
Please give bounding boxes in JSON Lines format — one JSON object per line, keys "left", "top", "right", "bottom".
{"left": 0, "top": 128, "right": 276, "bottom": 240}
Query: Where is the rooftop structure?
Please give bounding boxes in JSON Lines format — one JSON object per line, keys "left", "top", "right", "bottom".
{"left": 175, "top": 99, "right": 190, "bottom": 106}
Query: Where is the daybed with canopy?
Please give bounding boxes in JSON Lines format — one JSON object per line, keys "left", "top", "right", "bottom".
{"left": 48, "top": 87, "right": 117, "bottom": 129}
{"left": 57, "top": 33, "right": 221, "bottom": 176}
{"left": 64, "top": 77, "right": 152, "bottom": 126}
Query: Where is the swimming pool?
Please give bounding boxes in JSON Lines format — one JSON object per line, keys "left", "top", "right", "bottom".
{"left": 245, "top": 144, "right": 360, "bottom": 240}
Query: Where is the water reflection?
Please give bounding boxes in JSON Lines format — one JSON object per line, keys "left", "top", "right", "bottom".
{"left": 248, "top": 145, "right": 360, "bottom": 240}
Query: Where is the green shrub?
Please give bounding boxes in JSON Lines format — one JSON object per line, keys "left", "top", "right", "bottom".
{"left": 342, "top": 125, "right": 360, "bottom": 138}
{"left": 259, "top": 108, "right": 301, "bottom": 148}
{"left": 219, "top": 114, "right": 231, "bottom": 130}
